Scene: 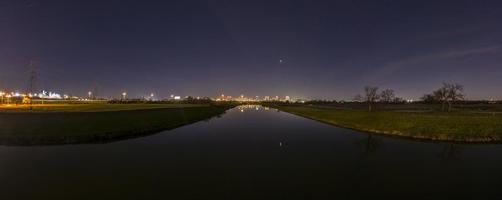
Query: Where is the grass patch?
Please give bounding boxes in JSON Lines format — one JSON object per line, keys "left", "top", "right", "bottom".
{"left": 0, "top": 103, "right": 206, "bottom": 113}
{"left": 0, "top": 103, "right": 234, "bottom": 145}
{"left": 272, "top": 105, "right": 502, "bottom": 142}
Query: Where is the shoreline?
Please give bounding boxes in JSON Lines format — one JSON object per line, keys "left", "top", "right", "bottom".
{"left": 0, "top": 104, "right": 234, "bottom": 146}
{"left": 271, "top": 105, "right": 502, "bottom": 144}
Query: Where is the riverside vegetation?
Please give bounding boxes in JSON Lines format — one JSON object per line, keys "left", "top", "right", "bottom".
{"left": 267, "top": 102, "right": 502, "bottom": 143}
{"left": 266, "top": 82, "right": 502, "bottom": 143}
{"left": 0, "top": 102, "right": 235, "bottom": 145}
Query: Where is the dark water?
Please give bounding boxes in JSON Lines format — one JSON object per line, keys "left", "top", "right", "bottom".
{"left": 1, "top": 105, "right": 501, "bottom": 199}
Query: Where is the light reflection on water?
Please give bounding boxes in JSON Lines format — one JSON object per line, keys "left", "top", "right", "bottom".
{"left": 237, "top": 104, "right": 273, "bottom": 112}
{"left": 1, "top": 105, "right": 501, "bottom": 199}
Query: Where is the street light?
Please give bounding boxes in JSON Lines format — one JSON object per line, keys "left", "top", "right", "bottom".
{"left": 88, "top": 91, "right": 92, "bottom": 99}
{"left": 5, "top": 94, "right": 11, "bottom": 104}
{"left": 0, "top": 91, "right": 4, "bottom": 104}
{"left": 122, "top": 92, "right": 127, "bottom": 100}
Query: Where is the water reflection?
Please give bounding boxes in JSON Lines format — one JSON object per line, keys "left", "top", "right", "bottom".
{"left": 355, "top": 134, "right": 383, "bottom": 156}
{"left": 237, "top": 104, "right": 274, "bottom": 112}
{"left": 438, "top": 144, "right": 463, "bottom": 161}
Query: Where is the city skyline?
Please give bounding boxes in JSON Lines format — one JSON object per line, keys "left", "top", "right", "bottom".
{"left": 1, "top": 1, "right": 501, "bottom": 100}
{"left": 0, "top": 88, "right": 302, "bottom": 102}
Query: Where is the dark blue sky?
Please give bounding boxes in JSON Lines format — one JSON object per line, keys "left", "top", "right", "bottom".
{"left": 1, "top": 0, "right": 501, "bottom": 100}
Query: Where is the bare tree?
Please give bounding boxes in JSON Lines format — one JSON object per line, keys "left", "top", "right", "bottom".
{"left": 445, "top": 82, "right": 464, "bottom": 112}
{"left": 433, "top": 86, "right": 448, "bottom": 111}
{"left": 393, "top": 97, "right": 405, "bottom": 103}
{"left": 364, "top": 86, "right": 379, "bottom": 111}
{"left": 380, "top": 89, "right": 395, "bottom": 103}
{"left": 432, "top": 82, "right": 465, "bottom": 112}
{"left": 420, "top": 94, "right": 436, "bottom": 103}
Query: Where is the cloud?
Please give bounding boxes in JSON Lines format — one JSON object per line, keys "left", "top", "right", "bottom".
{"left": 441, "top": 46, "right": 501, "bottom": 57}
{"left": 369, "top": 45, "right": 501, "bottom": 82}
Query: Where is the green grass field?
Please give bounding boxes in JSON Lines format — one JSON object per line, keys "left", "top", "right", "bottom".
{"left": 0, "top": 103, "right": 234, "bottom": 145}
{"left": 272, "top": 104, "right": 502, "bottom": 142}
{"left": 0, "top": 103, "right": 206, "bottom": 112}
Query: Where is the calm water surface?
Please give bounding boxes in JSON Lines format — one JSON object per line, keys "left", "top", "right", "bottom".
{"left": 1, "top": 105, "right": 501, "bottom": 199}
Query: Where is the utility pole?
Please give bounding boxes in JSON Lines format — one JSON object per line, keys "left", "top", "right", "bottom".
{"left": 0, "top": 79, "right": 3, "bottom": 104}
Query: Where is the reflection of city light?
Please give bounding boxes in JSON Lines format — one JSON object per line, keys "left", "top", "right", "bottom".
{"left": 236, "top": 105, "right": 268, "bottom": 112}
{"left": 214, "top": 93, "right": 300, "bottom": 102}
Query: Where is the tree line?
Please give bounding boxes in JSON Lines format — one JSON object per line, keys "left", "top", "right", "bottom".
{"left": 420, "top": 82, "right": 464, "bottom": 112}
{"left": 355, "top": 87, "right": 403, "bottom": 112}
{"left": 357, "top": 82, "right": 465, "bottom": 112}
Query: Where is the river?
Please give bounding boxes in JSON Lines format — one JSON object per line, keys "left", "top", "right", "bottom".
{"left": 1, "top": 105, "right": 501, "bottom": 199}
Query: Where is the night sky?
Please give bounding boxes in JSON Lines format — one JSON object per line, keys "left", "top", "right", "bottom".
{"left": 1, "top": 0, "right": 501, "bottom": 100}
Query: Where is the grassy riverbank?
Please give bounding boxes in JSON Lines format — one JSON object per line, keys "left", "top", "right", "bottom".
{"left": 0, "top": 103, "right": 206, "bottom": 112}
{"left": 0, "top": 103, "right": 234, "bottom": 145}
{"left": 271, "top": 104, "right": 502, "bottom": 143}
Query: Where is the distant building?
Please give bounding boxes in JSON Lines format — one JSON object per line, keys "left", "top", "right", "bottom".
{"left": 38, "top": 90, "right": 62, "bottom": 99}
